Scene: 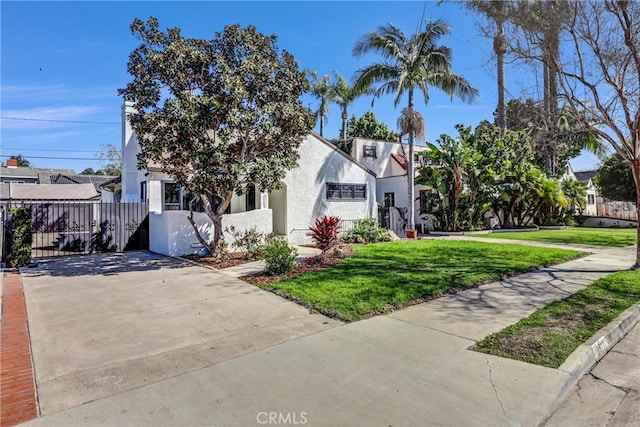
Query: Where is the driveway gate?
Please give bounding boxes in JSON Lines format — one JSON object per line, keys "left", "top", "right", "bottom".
{"left": 8, "top": 200, "right": 149, "bottom": 258}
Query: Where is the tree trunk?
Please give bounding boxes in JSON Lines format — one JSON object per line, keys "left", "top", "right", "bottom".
{"left": 407, "top": 90, "right": 416, "bottom": 234}
{"left": 341, "top": 107, "right": 348, "bottom": 141}
{"left": 494, "top": 28, "right": 507, "bottom": 130}
{"left": 634, "top": 159, "right": 640, "bottom": 268}
{"left": 186, "top": 191, "right": 233, "bottom": 256}
{"left": 319, "top": 113, "right": 325, "bottom": 137}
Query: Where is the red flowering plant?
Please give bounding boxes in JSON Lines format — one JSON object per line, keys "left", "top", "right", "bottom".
{"left": 309, "top": 215, "right": 341, "bottom": 254}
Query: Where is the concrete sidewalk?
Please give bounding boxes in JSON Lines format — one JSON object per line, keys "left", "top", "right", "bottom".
{"left": 544, "top": 321, "right": 640, "bottom": 426}
{"left": 23, "top": 244, "right": 638, "bottom": 426}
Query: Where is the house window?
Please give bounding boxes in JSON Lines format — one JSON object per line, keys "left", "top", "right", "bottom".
{"left": 163, "top": 182, "right": 181, "bottom": 210}
{"left": 420, "top": 190, "right": 438, "bottom": 212}
{"left": 163, "top": 182, "right": 205, "bottom": 212}
{"left": 140, "top": 181, "right": 147, "bottom": 201}
{"left": 587, "top": 194, "right": 595, "bottom": 205}
{"left": 383, "top": 192, "right": 395, "bottom": 208}
{"left": 363, "top": 145, "right": 377, "bottom": 158}
{"left": 326, "top": 183, "right": 367, "bottom": 200}
{"left": 246, "top": 184, "right": 256, "bottom": 211}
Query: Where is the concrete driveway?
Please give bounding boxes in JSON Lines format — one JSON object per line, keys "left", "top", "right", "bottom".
{"left": 21, "top": 251, "right": 341, "bottom": 415}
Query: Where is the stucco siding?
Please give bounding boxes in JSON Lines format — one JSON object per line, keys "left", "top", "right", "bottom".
{"left": 376, "top": 175, "right": 429, "bottom": 226}
{"left": 283, "top": 135, "right": 376, "bottom": 244}
{"left": 150, "top": 209, "right": 273, "bottom": 257}
{"left": 121, "top": 102, "right": 147, "bottom": 202}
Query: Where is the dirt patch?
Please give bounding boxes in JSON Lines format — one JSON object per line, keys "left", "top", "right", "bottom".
{"left": 242, "top": 245, "right": 355, "bottom": 285}
{"left": 184, "top": 252, "right": 257, "bottom": 270}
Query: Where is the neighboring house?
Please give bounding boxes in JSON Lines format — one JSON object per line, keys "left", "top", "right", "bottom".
{"left": 120, "top": 102, "right": 377, "bottom": 256}
{"left": 49, "top": 173, "right": 118, "bottom": 201}
{"left": 350, "top": 137, "right": 432, "bottom": 232}
{"left": 572, "top": 169, "right": 598, "bottom": 216}
{"left": 0, "top": 161, "right": 75, "bottom": 185}
{"left": 1, "top": 183, "right": 100, "bottom": 202}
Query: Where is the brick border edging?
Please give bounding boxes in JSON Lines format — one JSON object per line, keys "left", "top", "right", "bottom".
{"left": 1, "top": 271, "right": 38, "bottom": 426}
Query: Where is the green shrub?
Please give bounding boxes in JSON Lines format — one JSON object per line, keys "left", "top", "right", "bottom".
{"left": 227, "top": 226, "right": 266, "bottom": 259}
{"left": 342, "top": 218, "right": 393, "bottom": 243}
{"left": 259, "top": 237, "right": 298, "bottom": 276}
{"left": 10, "top": 207, "right": 32, "bottom": 268}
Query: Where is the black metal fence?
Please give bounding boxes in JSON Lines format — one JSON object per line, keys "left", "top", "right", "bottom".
{"left": 5, "top": 200, "right": 149, "bottom": 259}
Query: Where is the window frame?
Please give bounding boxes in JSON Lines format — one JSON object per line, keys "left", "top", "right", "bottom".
{"left": 326, "top": 182, "right": 367, "bottom": 200}
{"left": 362, "top": 145, "right": 377, "bottom": 159}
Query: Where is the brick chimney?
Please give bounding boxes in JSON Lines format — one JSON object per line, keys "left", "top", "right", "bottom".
{"left": 7, "top": 158, "right": 18, "bottom": 168}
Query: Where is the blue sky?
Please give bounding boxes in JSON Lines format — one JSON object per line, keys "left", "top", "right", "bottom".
{"left": 1, "top": 0, "right": 600, "bottom": 173}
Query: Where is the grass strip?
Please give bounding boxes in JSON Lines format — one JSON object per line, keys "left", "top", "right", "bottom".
{"left": 259, "top": 240, "right": 583, "bottom": 322}
{"left": 474, "top": 269, "right": 640, "bottom": 368}
{"left": 482, "top": 227, "right": 636, "bottom": 247}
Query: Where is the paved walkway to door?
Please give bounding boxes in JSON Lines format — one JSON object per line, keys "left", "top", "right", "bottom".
{"left": 18, "top": 251, "right": 341, "bottom": 416}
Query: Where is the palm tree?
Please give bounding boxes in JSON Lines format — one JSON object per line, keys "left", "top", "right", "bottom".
{"left": 307, "top": 71, "right": 333, "bottom": 137}
{"left": 331, "top": 71, "right": 368, "bottom": 141}
{"left": 352, "top": 20, "right": 479, "bottom": 233}
{"left": 461, "top": 1, "right": 510, "bottom": 130}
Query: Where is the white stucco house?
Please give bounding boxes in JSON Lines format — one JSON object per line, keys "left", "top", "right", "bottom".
{"left": 350, "top": 137, "right": 432, "bottom": 232}
{"left": 120, "top": 102, "right": 377, "bottom": 256}
{"left": 564, "top": 164, "right": 598, "bottom": 216}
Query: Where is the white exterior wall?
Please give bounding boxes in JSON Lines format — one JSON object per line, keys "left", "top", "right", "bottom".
{"left": 150, "top": 209, "right": 273, "bottom": 257}
{"left": 585, "top": 181, "right": 598, "bottom": 216}
{"left": 121, "top": 102, "right": 148, "bottom": 202}
{"left": 376, "top": 175, "right": 430, "bottom": 227}
{"left": 351, "top": 137, "right": 430, "bottom": 178}
{"left": 282, "top": 134, "right": 377, "bottom": 244}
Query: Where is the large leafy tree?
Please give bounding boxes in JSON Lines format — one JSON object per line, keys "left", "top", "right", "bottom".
{"left": 503, "top": 98, "right": 605, "bottom": 175}
{"left": 346, "top": 111, "right": 398, "bottom": 141}
{"left": 352, "top": 20, "right": 479, "bottom": 233}
{"left": 550, "top": 0, "right": 640, "bottom": 267}
{"left": 118, "top": 18, "right": 313, "bottom": 254}
{"left": 595, "top": 155, "right": 636, "bottom": 203}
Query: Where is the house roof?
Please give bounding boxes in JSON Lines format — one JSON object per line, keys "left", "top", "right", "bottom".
{"left": 8, "top": 183, "right": 99, "bottom": 200}
{"left": 574, "top": 170, "right": 596, "bottom": 183}
{"left": 390, "top": 153, "right": 408, "bottom": 171}
{"left": 49, "top": 173, "right": 117, "bottom": 191}
{"left": 311, "top": 132, "right": 377, "bottom": 177}
{"left": 0, "top": 166, "right": 75, "bottom": 180}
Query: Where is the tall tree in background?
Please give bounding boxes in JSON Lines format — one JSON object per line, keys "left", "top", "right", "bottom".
{"left": 595, "top": 155, "right": 636, "bottom": 203}
{"left": 346, "top": 111, "right": 399, "bottom": 142}
{"left": 550, "top": 0, "right": 640, "bottom": 267}
{"left": 331, "top": 71, "right": 368, "bottom": 141}
{"left": 459, "top": 0, "right": 512, "bottom": 129}
{"left": 119, "top": 18, "right": 313, "bottom": 254}
{"left": 96, "top": 143, "right": 122, "bottom": 176}
{"left": 307, "top": 71, "right": 333, "bottom": 137}
{"left": 352, "top": 20, "right": 479, "bottom": 233}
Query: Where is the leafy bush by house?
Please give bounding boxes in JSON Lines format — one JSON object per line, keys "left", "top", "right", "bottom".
{"left": 342, "top": 218, "right": 393, "bottom": 243}
{"left": 10, "top": 207, "right": 32, "bottom": 268}
{"left": 227, "top": 226, "right": 266, "bottom": 260}
{"left": 259, "top": 237, "right": 298, "bottom": 276}
{"left": 309, "top": 216, "right": 341, "bottom": 253}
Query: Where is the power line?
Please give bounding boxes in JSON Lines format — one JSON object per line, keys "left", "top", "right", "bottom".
{"left": 1, "top": 147, "right": 103, "bottom": 153}
{"left": 1, "top": 154, "right": 96, "bottom": 160}
{"left": 0, "top": 116, "right": 119, "bottom": 125}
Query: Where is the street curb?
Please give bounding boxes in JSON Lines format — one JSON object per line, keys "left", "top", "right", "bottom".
{"left": 541, "top": 300, "right": 640, "bottom": 425}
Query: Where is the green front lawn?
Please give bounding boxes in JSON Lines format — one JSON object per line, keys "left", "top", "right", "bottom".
{"left": 483, "top": 227, "right": 637, "bottom": 247}
{"left": 475, "top": 269, "right": 640, "bottom": 368}
{"left": 259, "top": 240, "right": 583, "bottom": 322}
